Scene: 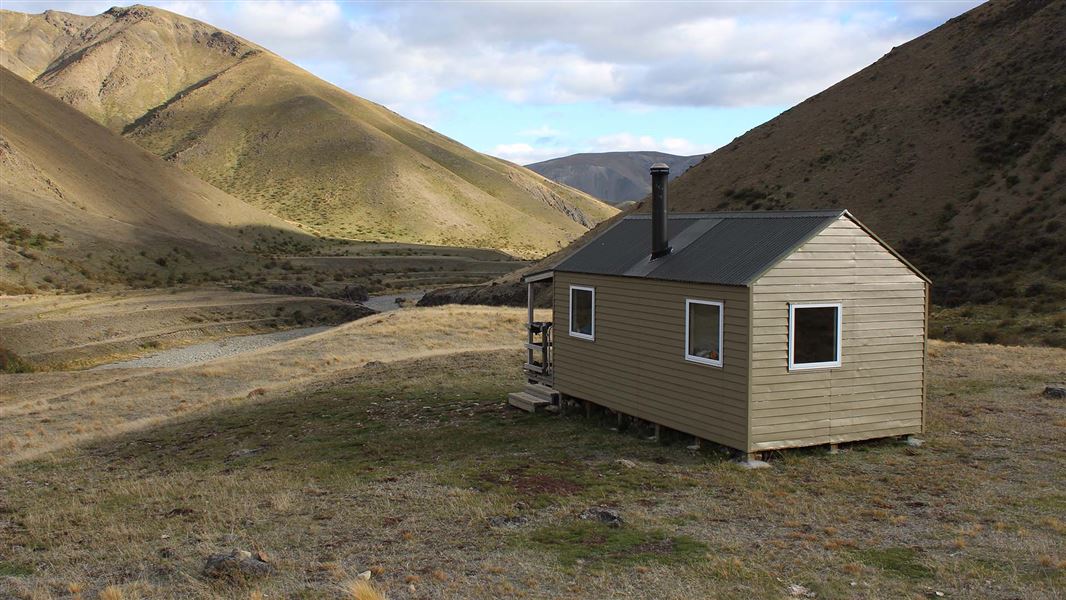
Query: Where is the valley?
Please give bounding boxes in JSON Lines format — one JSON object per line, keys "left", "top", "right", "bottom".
{"left": 0, "top": 1, "right": 1063, "bottom": 598}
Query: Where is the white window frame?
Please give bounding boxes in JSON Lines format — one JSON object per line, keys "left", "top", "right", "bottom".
{"left": 568, "top": 285, "right": 595, "bottom": 341}
{"left": 684, "top": 299, "right": 724, "bottom": 368}
{"left": 788, "top": 302, "right": 843, "bottom": 371}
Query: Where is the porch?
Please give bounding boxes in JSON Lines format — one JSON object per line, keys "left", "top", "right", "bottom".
{"left": 508, "top": 271, "right": 558, "bottom": 412}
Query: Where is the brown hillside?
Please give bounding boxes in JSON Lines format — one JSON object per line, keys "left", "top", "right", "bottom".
{"left": 0, "top": 6, "right": 616, "bottom": 257}
{"left": 666, "top": 0, "right": 1064, "bottom": 309}
{"left": 0, "top": 65, "right": 310, "bottom": 292}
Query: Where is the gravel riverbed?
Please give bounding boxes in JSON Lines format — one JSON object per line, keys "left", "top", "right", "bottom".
{"left": 92, "top": 292, "right": 426, "bottom": 370}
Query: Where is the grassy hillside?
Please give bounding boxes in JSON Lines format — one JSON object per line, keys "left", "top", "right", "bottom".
{"left": 0, "top": 65, "right": 304, "bottom": 293}
{"left": 665, "top": 0, "right": 1064, "bottom": 322}
{"left": 0, "top": 66, "right": 524, "bottom": 297}
{"left": 528, "top": 151, "right": 705, "bottom": 205}
{"left": 0, "top": 5, "right": 616, "bottom": 257}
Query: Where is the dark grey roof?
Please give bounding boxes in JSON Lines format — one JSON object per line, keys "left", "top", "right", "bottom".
{"left": 552, "top": 210, "right": 846, "bottom": 286}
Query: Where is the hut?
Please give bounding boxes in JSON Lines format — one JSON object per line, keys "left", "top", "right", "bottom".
{"left": 511, "top": 164, "right": 930, "bottom": 458}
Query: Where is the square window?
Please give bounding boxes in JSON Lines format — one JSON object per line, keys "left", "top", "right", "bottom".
{"left": 569, "top": 285, "right": 594, "bottom": 340}
{"left": 789, "top": 303, "right": 842, "bottom": 370}
{"left": 685, "top": 299, "right": 723, "bottom": 367}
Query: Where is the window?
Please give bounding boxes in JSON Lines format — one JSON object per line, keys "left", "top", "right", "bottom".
{"left": 685, "top": 299, "right": 723, "bottom": 367}
{"left": 569, "top": 285, "right": 595, "bottom": 340}
{"left": 789, "top": 303, "right": 842, "bottom": 370}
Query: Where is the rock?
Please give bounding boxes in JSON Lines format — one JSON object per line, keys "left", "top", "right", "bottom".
{"left": 357, "top": 570, "right": 372, "bottom": 580}
{"left": 906, "top": 436, "right": 924, "bottom": 447}
{"left": 488, "top": 515, "right": 528, "bottom": 528}
{"left": 335, "top": 284, "right": 369, "bottom": 302}
{"left": 202, "top": 549, "right": 275, "bottom": 580}
{"left": 579, "top": 507, "right": 623, "bottom": 528}
{"left": 739, "top": 459, "right": 771, "bottom": 470}
{"left": 615, "top": 459, "right": 637, "bottom": 469}
{"left": 788, "top": 583, "right": 815, "bottom": 597}
{"left": 1042, "top": 385, "right": 1066, "bottom": 399}
{"left": 227, "top": 448, "right": 261, "bottom": 459}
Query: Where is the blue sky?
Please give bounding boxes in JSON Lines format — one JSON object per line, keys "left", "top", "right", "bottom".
{"left": 8, "top": 0, "right": 983, "bottom": 164}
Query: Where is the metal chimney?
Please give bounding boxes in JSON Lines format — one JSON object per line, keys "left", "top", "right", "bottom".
{"left": 650, "top": 162, "right": 671, "bottom": 258}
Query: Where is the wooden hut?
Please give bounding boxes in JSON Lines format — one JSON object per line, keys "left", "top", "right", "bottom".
{"left": 511, "top": 164, "right": 930, "bottom": 458}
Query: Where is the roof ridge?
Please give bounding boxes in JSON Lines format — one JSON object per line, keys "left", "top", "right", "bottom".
{"left": 625, "top": 209, "right": 845, "bottom": 220}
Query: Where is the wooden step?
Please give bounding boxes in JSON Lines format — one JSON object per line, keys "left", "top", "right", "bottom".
{"left": 524, "top": 383, "right": 559, "bottom": 403}
{"left": 508, "top": 392, "right": 551, "bottom": 413}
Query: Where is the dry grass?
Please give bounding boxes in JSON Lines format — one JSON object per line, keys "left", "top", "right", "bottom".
{"left": 0, "top": 289, "right": 366, "bottom": 369}
{"left": 0, "top": 329, "right": 1062, "bottom": 598}
{"left": 344, "top": 579, "right": 386, "bottom": 600}
{"left": 0, "top": 305, "right": 543, "bottom": 464}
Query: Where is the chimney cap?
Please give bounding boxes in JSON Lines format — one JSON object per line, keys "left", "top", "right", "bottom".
{"left": 650, "top": 162, "right": 670, "bottom": 174}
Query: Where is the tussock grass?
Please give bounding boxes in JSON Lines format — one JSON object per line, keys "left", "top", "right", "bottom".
{"left": 343, "top": 579, "right": 386, "bottom": 600}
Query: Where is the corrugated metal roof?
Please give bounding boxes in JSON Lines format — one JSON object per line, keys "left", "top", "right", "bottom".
{"left": 553, "top": 210, "right": 845, "bottom": 286}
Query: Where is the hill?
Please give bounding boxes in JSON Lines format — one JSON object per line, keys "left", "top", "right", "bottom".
{"left": 0, "top": 5, "right": 616, "bottom": 257}
{"left": 665, "top": 0, "right": 1064, "bottom": 312}
{"left": 527, "top": 151, "right": 705, "bottom": 205}
{"left": 0, "top": 65, "right": 311, "bottom": 293}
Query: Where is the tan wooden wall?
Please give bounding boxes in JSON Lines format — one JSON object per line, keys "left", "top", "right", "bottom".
{"left": 749, "top": 216, "right": 927, "bottom": 450}
{"left": 552, "top": 272, "right": 750, "bottom": 450}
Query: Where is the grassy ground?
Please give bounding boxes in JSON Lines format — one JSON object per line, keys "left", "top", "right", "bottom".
{"left": 0, "top": 290, "right": 371, "bottom": 370}
{"left": 0, "top": 333, "right": 1062, "bottom": 599}
{"left": 0, "top": 306, "right": 535, "bottom": 464}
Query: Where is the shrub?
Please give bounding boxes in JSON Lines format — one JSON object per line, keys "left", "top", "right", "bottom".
{"left": 0, "top": 347, "right": 33, "bottom": 373}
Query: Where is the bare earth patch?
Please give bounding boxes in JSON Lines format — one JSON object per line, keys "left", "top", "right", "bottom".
{"left": 0, "top": 326, "right": 1063, "bottom": 599}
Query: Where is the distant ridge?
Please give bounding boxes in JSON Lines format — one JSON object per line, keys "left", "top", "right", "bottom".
{"left": 527, "top": 151, "right": 705, "bottom": 205}
{"left": 0, "top": 5, "right": 616, "bottom": 257}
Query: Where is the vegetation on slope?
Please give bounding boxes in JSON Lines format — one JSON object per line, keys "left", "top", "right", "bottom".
{"left": 0, "top": 5, "right": 616, "bottom": 257}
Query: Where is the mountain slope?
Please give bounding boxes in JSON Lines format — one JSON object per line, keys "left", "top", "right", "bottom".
{"left": 0, "top": 6, "right": 616, "bottom": 257}
{"left": 664, "top": 0, "right": 1064, "bottom": 308}
{"left": 527, "top": 151, "right": 705, "bottom": 205}
{"left": 0, "top": 65, "right": 310, "bottom": 292}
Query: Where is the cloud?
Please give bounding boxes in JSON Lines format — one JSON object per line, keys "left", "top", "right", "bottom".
{"left": 491, "top": 143, "right": 571, "bottom": 166}
{"left": 591, "top": 133, "right": 713, "bottom": 156}
{"left": 5, "top": 0, "right": 983, "bottom": 116}
{"left": 518, "top": 125, "right": 563, "bottom": 138}
{"left": 493, "top": 131, "right": 712, "bottom": 165}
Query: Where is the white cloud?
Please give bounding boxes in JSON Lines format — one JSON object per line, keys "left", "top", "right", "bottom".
{"left": 493, "top": 131, "right": 713, "bottom": 165}
{"left": 519, "top": 125, "right": 563, "bottom": 138}
{"left": 591, "top": 133, "right": 713, "bottom": 156}
{"left": 5, "top": 0, "right": 984, "bottom": 113}
{"left": 491, "top": 143, "right": 571, "bottom": 165}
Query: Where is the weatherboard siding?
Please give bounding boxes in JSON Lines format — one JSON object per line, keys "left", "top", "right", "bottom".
{"left": 749, "top": 216, "right": 927, "bottom": 450}
{"left": 553, "top": 272, "right": 750, "bottom": 450}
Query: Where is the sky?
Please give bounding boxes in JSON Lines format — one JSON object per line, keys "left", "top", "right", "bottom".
{"left": 5, "top": 0, "right": 983, "bottom": 164}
